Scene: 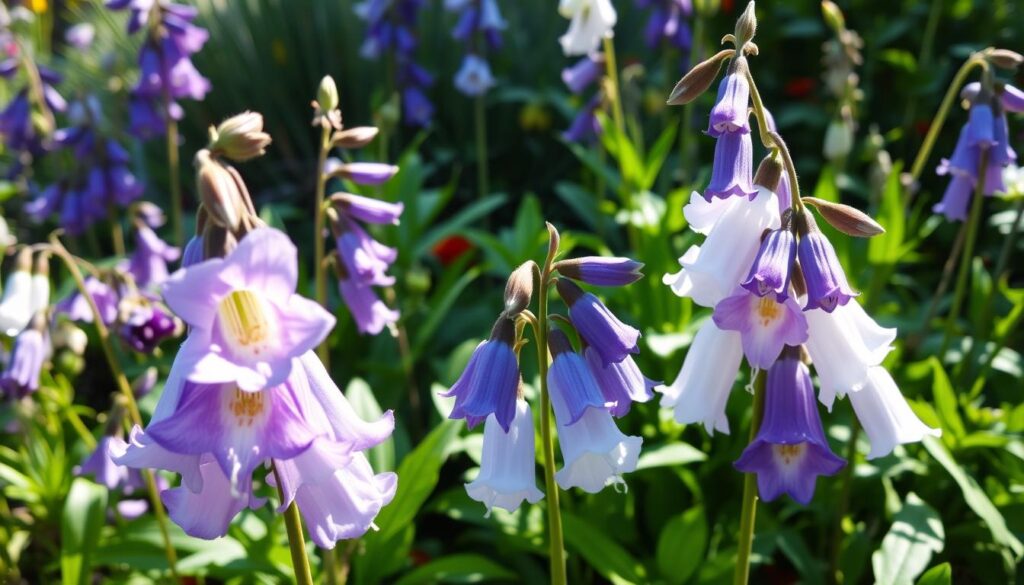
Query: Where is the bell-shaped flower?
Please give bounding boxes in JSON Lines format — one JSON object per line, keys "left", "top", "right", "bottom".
{"left": 562, "top": 54, "right": 604, "bottom": 94}
{"left": 936, "top": 124, "right": 978, "bottom": 179}
{"left": 966, "top": 102, "right": 995, "bottom": 148}
{"left": 734, "top": 349, "right": 846, "bottom": 504}
{"left": 562, "top": 96, "right": 602, "bottom": 144}
{"left": 454, "top": 54, "right": 496, "bottom": 97}
{"left": 443, "top": 317, "right": 520, "bottom": 431}
{"left": 55, "top": 276, "right": 119, "bottom": 325}
{"left": 338, "top": 275, "right": 399, "bottom": 335}
{"left": 555, "top": 256, "right": 643, "bottom": 286}
{"left": 0, "top": 320, "right": 48, "bottom": 399}
{"left": 77, "top": 435, "right": 134, "bottom": 490}
{"left": 712, "top": 288, "right": 808, "bottom": 370}
{"left": 547, "top": 329, "right": 610, "bottom": 424}
{"left": 162, "top": 228, "right": 335, "bottom": 392}
{"left": 664, "top": 188, "right": 780, "bottom": 308}
{"left": 797, "top": 213, "right": 858, "bottom": 312}
{"left": 557, "top": 279, "right": 640, "bottom": 365}
{"left": 465, "top": 399, "right": 544, "bottom": 514}
{"left": 555, "top": 405, "right": 642, "bottom": 493}
{"left": 657, "top": 319, "right": 742, "bottom": 434}
{"left": 804, "top": 300, "right": 896, "bottom": 410}
{"left": 558, "top": 0, "right": 617, "bottom": 57}
{"left": 705, "top": 130, "right": 758, "bottom": 200}
{"left": 848, "top": 366, "right": 941, "bottom": 459}
{"left": 129, "top": 223, "right": 181, "bottom": 290}
{"left": 584, "top": 347, "right": 657, "bottom": 417}
{"left": 334, "top": 218, "right": 398, "bottom": 288}
{"left": 741, "top": 228, "right": 796, "bottom": 301}
{"left": 0, "top": 250, "right": 35, "bottom": 335}
{"left": 332, "top": 193, "right": 404, "bottom": 226}
{"left": 182, "top": 235, "right": 205, "bottom": 268}
{"left": 933, "top": 174, "right": 975, "bottom": 222}
{"left": 159, "top": 456, "right": 253, "bottom": 539}
{"left": 707, "top": 67, "right": 751, "bottom": 136}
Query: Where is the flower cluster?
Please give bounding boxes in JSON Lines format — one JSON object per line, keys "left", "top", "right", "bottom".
{"left": 446, "top": 0, "right": 505, "bottom": 97}
{"left": 0, "top": 52, "right": 65, "bottom": 173}
{"left": 106, "top": 0, "right": 211, "bottom": 138}
{"left": 933, "top": 81, "right": 1022, "bottom": 221}
{"left": 355, "top": 0, "right": 434, "bottom": 126}
{"left": 112, "top": 117, "right": 396, "bottom": 546}
{"left": 25, "top": 98, "right": 144, "bottom": 235}
{"left": 636, "top": 0, "right": 692, "bottom": 54}
{"left": 446, "top": 230, "right": 652, "bottom": 514}
{"left": 661, "top": 15, "right": 939, "bottom": 504}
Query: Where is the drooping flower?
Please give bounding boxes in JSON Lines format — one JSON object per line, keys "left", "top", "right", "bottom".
{"left": 447, "top": 0, "right": 505, "bottom": 96}
{"left": 554, "top": 403, "right": 642, "bottom": 494}
{"left": 556, "top": 279, "right": 640, "bottom": 365}
{"left": 337, "top": 276, "right": 400, "bottom": 335}
{"left": 733, "top": 348, "right": 846, "bottom": 504}
{"left": 546, "top": 328, "right": 609, "bottom": 425}
{"left": 128, "top": 218, "right": 181, "bottom": 290}
{"left": 465, "top": 399, "right": 544, "bottom": 514}
{"left": 55, "top": 276, "right": 119, "bottom": 325}
{"left": 0, "top": 249, "right": 35, "bottom": 335}
{"left": 562, "top": 54, "right": 605, "bottom": 94}
{"left": 443, "top": 317, "right": 521, "bottom": 431}
{"left": 561, "top": 95, "right": 602, "bottom": 144}
{"left": 740, "top": 227, "right": 796, "bottom": 301}
{"left": 712, "top": 288, "right": 808, "bottom": 370}
{"left": 454, "top": 54, "right": 496, "bottom": 96}
{"left": 0, "top": 317, "right": 48, "bottom": 400}
{"left": 797, "top": 212, "right": 858, "bottom": 312}
{"left": 707, "top": 64, "right": 751, "bottom": 136}
{"left": 705, "top": 130, "right": 758, "bottom": 200}
{"left": 637, "top": 0, "right": 693, "bottom": 51}
{"left": 584, "top": 347, "right": 657, "bottom": 417}
{"left": 162, "top": 227, "right": 336, "bottom": 392}
{"left": 847, "top": 366, "right": 941, "bottom": 459}
{"left": 558, "top": 0, "right": 617, "bottom": 57}
{"left": 333, "top": 216, "right": 398, "bottom": 288}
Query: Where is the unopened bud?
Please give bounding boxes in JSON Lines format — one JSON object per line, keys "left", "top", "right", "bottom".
{"left": 821, "top": 1, "right": 845, "bottom": 32}
{"left": 318, "top": 75, "right": 340, "bottom": 113}
{"left": 753, "top": 153, "right": 784, "bottom": 192}
{"left": 503, "top": 262, "right": 536, "bottom": 317}
{"left": 195, "top": 151, "right": 244, "bottom": 231}
{"left": 53, "top": 321, "right": 88, "bottom": 355}
{"left": 489, "top": 316, "right": 516, "bottom": 346}
{"left": 208, "top": 111, "right": 272, "bottom": 162}
{"left": 333, "top": 126, "right": 380, "bottom": 149}
{"left": 734, "top": 1, "right": 757, "bottom": 47}
{"left": 202, "top": 224, "right": 238, "bottom": 259}
{"left": 801, "top": 197, "right": 885, "bottom": 237}
{"left": 987, "top": 49, "right": 1024, "bottom": 70}
{"left": 666, "top": 49, "right": 734, "bottom": 106}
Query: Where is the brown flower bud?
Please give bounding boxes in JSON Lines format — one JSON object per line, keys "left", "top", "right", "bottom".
{"left": 987, "top": 48, "right": 1024, "bottom": 70}
{"left": 734, "top": 1, "right": 758, "bottom": 47}
{"left": 666, "top": 49, "right": 734, "bottom": 106}
{"left": 333, "top": 126, "right": 380, "bottom": 149}
{"left": 208, "top": 111, "right": 272, "bottom": 162}
{"left": 503, "top": 261, "right": 536, "bottom": 317}
{"left": 195, "top": 150, "right": 245, "bottom": 232}
{"left": 801, "top": 197, "right": 885, "bottom": 237}
{"left": 754, "top": 153, "right": 784, "bottom": 192}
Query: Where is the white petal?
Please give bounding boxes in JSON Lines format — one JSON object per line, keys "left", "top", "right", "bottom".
{"left": 466, "top": 400, "right": 543, "bottom": 513}
{"left": 556, "top": 407, "right": 641, "bottom": 494}
{"left": 848, "top": 367, "right": 941, "bottom": 459}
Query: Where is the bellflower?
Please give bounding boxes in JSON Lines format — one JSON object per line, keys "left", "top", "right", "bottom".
{"left": 555, "top": 256, "right": 643, "bottom": 286}
{"left": 558, "top": 0, "right": 617, "bottom": 57}
{"left": 797, "top": 214, "right": 858, "bottom": 312}
{"left": 562, "top": 95, "right": 602, "bottom": 144}
{"left": 741, "top": 227, "right": 796, "bottom": 301}
{"left": 584, "top": 347, "right": 657, "bottom": 417}
{"left": 848, "top": 367, "right": 941, "bottom": 459}
{"left": 338, "top": 277, "right": 400, "bottom": 335}
{"left": 966, "top": 101, "right": 995, "bottom": 148}
{"left": 707, "top": 66, "right": 751, "bottom": 136}
{"left": 705, "top": 131, "right": 758, "bottom": 200}
{"left": 664, "top": 188, "right": 780, "bottom": 307}
{"left": 455, "top": 54, "right": 496, "bottom": 96}
{"left": 78, "top": 435, "right": 135, "bottom": 490}
{"left": 334, "top": 218, "right": 398, "bottom": 288}
{"left": 128, "top": 221, "right": 181, "bottom": 290}
{"left": 0, "top": 324, "right": 47, "bottom": 399}
{"left": 443, "top": 317, "right": 521, "bottom": 431}
{"left": 554, "top": 404, "right": 642, "bottom": 493}
{"left": 0, "top": 63, "right": 65, "bottom": 156}
{"left": 657, "top": 320, "right": 742, "bottom": 434}
{"left": 119, "top": 299, "right": 181, "bottom": 354}
{"left": 562, "top": 54, "right": 605, "bottom": 94}
{"left": 447, "top": 0, "right": 505, "bottom": 95}
{"left": 546, "top": 329, "right": 609, "bottom": 425}
{"left": 932, "top": 174, "right": 975, "bottom": 222}
{"left": 556, "top": 279, "right": 640, "bottom": 365}
{"left": 0, "top": 251, "right": 34, "bottom": 335}
{"left": 466, "top": 399, "right": 544, "bottom": 514}
{"left": 55, "top": 276, "right": 119, "bottom": 325}
{"left": 162, "top": 227, "right": 336, "bottom": 392}
{"left": 712, "top": 288, "right": 808, "bottom": 369}
{"left": 734, "top": 350, "right": 846, "bottom": 504}
{"left": 637, "top": 0, "right": 693, "bottom": 51}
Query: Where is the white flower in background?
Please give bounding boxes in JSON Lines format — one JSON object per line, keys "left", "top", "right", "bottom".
{"left": 1003, "top": 164, "right": 1024, "bottom": 196}
{"left": 558, "top": 0, "right": 617, "bottom": 57}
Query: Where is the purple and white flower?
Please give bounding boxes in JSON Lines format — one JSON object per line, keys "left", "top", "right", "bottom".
{"left": 556, "top": 279, "right": 640, "bottom": 365}
{"left": 465, "top": 399, "right": 544, "bottom": 514}
{"left": 444, "top": 317, "right": 521, "bottom": 431}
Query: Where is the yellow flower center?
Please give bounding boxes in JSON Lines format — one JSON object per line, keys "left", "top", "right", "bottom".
{"left": 756, "top": 296, "right": 782, "bottom": 327}
{"left": 217, "top": 290, "right": 272, "bottom": 351}
{"left": 227, "top": 386, "right": 266, "bottom": 427}
{"left": 773, "top": 443, "right": 807, "bottom": 465}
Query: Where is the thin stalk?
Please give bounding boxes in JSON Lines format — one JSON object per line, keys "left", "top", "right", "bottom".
{"left": 474, "top": 95, "right": 490, "bottom": 199}
{"left": 601, "top": 37, "right": 638, "bottom": 252}
{"left": 273, "top": 465, "right": 315, "bottom": 585}
{"left": 46, "top": 234, "right": 181, "bottom": 583}
{"left": 910, "top": 223, "right": 967, "bottom": 351}
{"left": 533, "top": 229, "right": 567, "bottom": 585}
{"left": 827, "top": 422, "right": 861, "bottom": 585}
{"left": 166, "top": 115, "right": 184, "bottom": 249}
{"left": 938, "top": 149, "right": 989, "bottom": 358}
{"left": 110, "top": 214, "right": 126, "bottom": 258}
{"left": 745, "top": 71, "right": 804, "bottom": 213}
{"left": 313, "top": 125, "right": 332, "bottom": 367}
{"left": 734, "top": 370, "right": 766, "bottom": 585}
{"left": 899, "top": 0, "right": 944, "bottom": 159}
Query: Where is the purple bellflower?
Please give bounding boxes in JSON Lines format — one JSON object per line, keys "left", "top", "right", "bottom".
{"left": 797, "top": 214, "right": 858, "bottom": 312}
{"left": 584, "top": 346, "right": 657, "bottom": 417}
{"left": 637, "top": 0, "right": 693, "bottom": 51}
{"left": 561, "top": 95, "right": 602, "bottom": 144}
{"left": 443, "top": 317, "right": 521, "bottom": 431}
{"left": 447, "top": 0, "right": 505, "bottom": 96}
{"left": 734, "top": 348, "right": 846, "bottom": 504}
{"left": 555, "top": 256, "right": 643, "bottom": 286}
{"left": 119, "top": 299, "right": 181, "bottom": 354}
{"left": 465, "top": 399, "right": 544, "bottom": 515}
{"left": 707, "top": 68, "right": 751, "bottom": 136}
{"left": 128, "top": 220, "right": 181, "bottom": 290}
{"left": 338, "top": 277, "right": 400, "bottom": 336}
{"left": 562, "top": 54, "right": 605, "bottom": 94}
{"left": 712, "top": 287, "right": 808, "bottom": 370}
{"left": 740, "top": 227, "right": 796, "bottom": 301}
{"left": 556, "top": 279, "right": 640, "bottom": 365}
{"left": 0, "top": 320, "right": 48, "bottom": 400}
{"left": 547, "top": 329, "right": 610, "bottom": 425}
{"left": 55, "top": 276, "right": 119, "bottom": 325}
{"left": 705, "top": 130, "right": 757, "bottom": 200}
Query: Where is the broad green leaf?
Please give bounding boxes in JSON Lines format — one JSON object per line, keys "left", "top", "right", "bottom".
{"left": 928, "top": 358, "right": 965, "bottom": 440}
{"left": 392, "top": 553, "right": 516, "bottom": 585}
{"left": 656, "top": 506, "right": 706, "bottom": 585}
{"left": 346, "top": 378, "right": 395, "bottom": 472}
{"left": 642, "top": 124, "right": 678, "bottom": 191}
{"left": 916, "top": 563, "right": 952, "bottom": 585}
{"left": 563, "top": 513, "right": 646, "bottom": 585}
{"left": 923, "top": 436, "right": 1024, "bottom": 559}
{"left": 868, "top": 162, "right": 906, "bottom": 265}
{"left": 636, "top": 443, "right": 707, "bottom": 470}
{"left": 871, "top": 493, "right": 944, "bottom": 585}
{"left": 61, "top": 478, "right": 109, "bottom": 585}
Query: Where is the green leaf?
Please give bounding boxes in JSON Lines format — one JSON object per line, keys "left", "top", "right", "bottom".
{"left": 61, "top": 478, "right": 109, "bottom": 585}
{"left": 656, "top": 506, "right": 706, "bottom": 585}
{"left": 927, "top": 358, "right": 965, "bottom": 440}
{"left": 916, "top": 563, "right": 952, "bottom": 585}
{"left": 563, "top": 513, "right": 646, "bottom": 585}
{"left": 923, "top": 436, "right": 1024, "bottom": 559}
{"left": 868, "top": 162, "right": 906, "bottom": 266}
{"left": 642, "top": 124, "right": 678, "bottom": 191}
{"left": 871, "top": 492, "right": 944, "bottom": 585}
{"left": 392, "top": 553, "right": 516, "bottom": 585}
{"left": 636, "top": 443, "right": 707, "bottom": 470}
{"left": 346, "top": 378, "right": 395, "bottom": 472}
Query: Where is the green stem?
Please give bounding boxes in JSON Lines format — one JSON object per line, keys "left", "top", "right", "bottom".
{"left": 273, "top": 465, "right": 315, "bottom": 585}
{"left": 166, "top": 115, "right": 184, "bottom": 249}
{"left": 899, "top": 0, "right": 944, "bottom": 159}
{"left": 534, "top": 228, "right": 567, "bottom": 585}
{"left": 47, "top": 235, "right": 181, "bottom": 583}
{"left": 910, "top": 222, "right": 967, "bottom": 352}
{"left": 110, "top": 213, "right": 126, "bottom": 258}
{"left": 314, "top": 125, "right": 332, "bottom": 369}
{"left": 744, "top": 70, "right": 803, "bottom": 213}
{"left": 474, "top": 95, "right": 490, "bottom": 200}
{"left": 827, "top": 422, "right": 861, "bottom": 585}
{"left": 938, "top": 149, "right": 989, "bottom": 358}
{"left": 734, "top": 370, "right": 766, "bottom": 585}
{"left": 601, "top": 36, "right": 638, "bottom": 252}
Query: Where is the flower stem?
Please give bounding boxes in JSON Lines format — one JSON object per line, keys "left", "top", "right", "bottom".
{"left": 733, "top": 369, "right": 766, "bottom": 585}
{"left": 534, "top": 227, "right": 567, "bottom": 585}
{"left": 827, "top": 421, "right": 861, "bottom": 585}
{"left": 273, "top": 464, "right": 315, "bottom": 585}
{"left": 46, "top": 234, "right": 181, "bottom": 583}
{"left": 110, "top": 214, "right": 126, "bottom": 258}
{"left": 938, "top": 149, "right": 989, "bottom": 358}
{"left": 744, "top": 70, "right": 804, "bottom": 213}
{"left": 313, "top": 124, "right": 333, "bottom": 368}
{"left": 166, "top": 115, "right": 184, "bottom": 249}
{"left": 602, "top": 37, "right": 627, "bottom": 145}
{"left": 474, "top": 94, "right": 490, "bottom": 200}
{"left": 909, "top": 222, "right": 967, "bottom": 352}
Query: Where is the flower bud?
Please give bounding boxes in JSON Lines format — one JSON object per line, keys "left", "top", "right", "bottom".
{"left": 821, "top": 1, "right": 845, "bottom": 33}
{"left": 333, "top": 126, "right": 379, "bottom": 149}
{"left": 554, "top": 257, "right": 643, "bottom": 286}
{"left": 987, "top": 49, "right": 1024, "bottom": 70}
{"left": 801, "top": 197, "right": 885, "bottom": 237}
{"left": 195, "top": 150, "right": 245, "bottom": 231}
{"left": 667, "top": 49, "right": 734, "bottom": 106}
{"left": 332, "top": 162, "right": 399, "bottom": 185}
{"left": 734, "top": 1, "right": 757, "bottom": 48}
{"left": 318, "top": 75, "right": 340, "bottom": 113}
{"left": 53, "top": 321, "right": 88, "bottom": 355}
{"left": 208, "top": 111, "right": 272, "bottom": 162}
{"left": 503, "top": 262, "right": 535, "bottom": 317}
{"left": 754, "top": 153, "right": 784, "bottom": 192}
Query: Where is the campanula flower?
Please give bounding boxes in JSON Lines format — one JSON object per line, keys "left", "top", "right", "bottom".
{"left": 0, "top": 318, "right": 47, "bottom": 399}
{"left": 558, "top": 0, "right": 617, "bottom": 57}
{"left": 584, "top": 347, "right": 657, "bottom": 417}
{"left": 638, "top": 0, "right": 693, "bottom": 51}
{"left": 119, "top": 299, "right": 181, "bottom": 354}
{"left": 554, "top": 405, "right": 642, "bottom": 493}
{"left": 0, "top": 249, "right": 35, "bottom": 335}
{"left": 932, "top": 174, "right": 975, "bottom": 222}
{"left": 546, "top": 329, "right": 609, "bottom": 424}
{"left": 741, "top": 227, "right": 796, "bottom": 301}
{"left": 128, "top": 222, "right": 181, "bottom": 290}
{"left": 454, "top": 54, "right": 496, "bottom": 97}
{"left": 713, "top": 288, "right": 808, "bottom": 369}
{"left": 334, "top": 218, "right": 398, "bottom": 288}
{"left": 847, "top": 367, "right": 941, "bottom": 459}
{"left": 556, "top": 279, "right": 640, "bottom": 365}
{"left": 465, "top": 399, "right": 544, "bottom": 514}
{"left": 55, "top": 276, "right": 119, "bottom": 325}
{"left": 444, "top": 317, "right": 521, "bottom": 431}
{"left": 705, "top": 131, "right": 758, "bottom": 200}
{"left": 797, "top": 213, "right": 858, "bottom": 312}
{"left": 561, "top": 95, "right": 602, "bottom": 144}
{"left": 562, "top": 54, "right": 605, "bottom": 94}
{"left": 707, "top": 64, "right": 751, "bottom": 136}
{"left": 734, "top": 349, "right": 846, "bottom": 504}
{"left": 337, "top": 276, "right": 399, "bottom": 335}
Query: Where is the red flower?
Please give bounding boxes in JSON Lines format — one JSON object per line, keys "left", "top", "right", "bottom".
{"left": 432, "top": 235, "right": 474, "bottom": 266}
{"left": 784, "top": 77, "right": 815, "bottom": 99}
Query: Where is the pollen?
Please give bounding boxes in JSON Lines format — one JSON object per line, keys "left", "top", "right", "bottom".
{"left": 755, "top": 296, "right": 782, "bottom": 326}
{"left": 217, "top": 290, "right": 272, "bottom": 351}
{"left": 228, "top": 387, "right": 266, "bottom": 427}
{"left": 773, "top": 443, "right": 807, "bottom": 465}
